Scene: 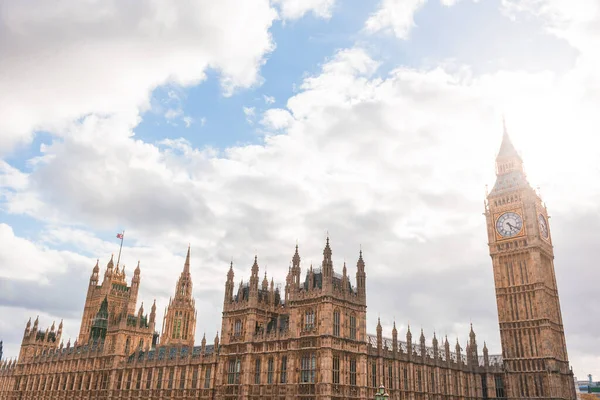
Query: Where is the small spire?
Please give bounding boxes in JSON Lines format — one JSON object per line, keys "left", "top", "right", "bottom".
{"left": 183, "top": 245, "right": 191, "bottom": 273}
{"left": 134, "top": 260, "right": 141, "bottom": 275}
{"left": 93, "top": 259, "right": 100, "bottom": 273}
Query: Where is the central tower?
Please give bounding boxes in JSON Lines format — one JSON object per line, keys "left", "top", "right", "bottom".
{"left": 485, "top": 125, "right": 576, "bottom": 399}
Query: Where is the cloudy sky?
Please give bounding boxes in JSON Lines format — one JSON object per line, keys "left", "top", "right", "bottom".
{"left": 1, "top": 0, "right": 599, "bottom": 379}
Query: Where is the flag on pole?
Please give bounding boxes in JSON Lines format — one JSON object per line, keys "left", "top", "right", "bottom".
{"left": 117, "top": 233, "right": 124, "bottom": 239}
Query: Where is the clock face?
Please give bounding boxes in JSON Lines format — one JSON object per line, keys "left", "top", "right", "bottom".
{"left": 538, "top": 214, "right": 549, "bottom": 239}
{"left": 496, "top": 212, "right": 523, "bottom": 238}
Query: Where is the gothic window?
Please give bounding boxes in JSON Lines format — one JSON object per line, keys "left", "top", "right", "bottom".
{"left": 431, "top": 371, "right": 435, "bottom": 392}
{"left": 481, "top": 374, "right": 488, "bottom": 399}
{"left": 417, "top": 369, "right": 422, "bottom": 391}
{"left": 125, "top": 337, "right": 131, "bottom": 353}
{"left": 146, "top": 368, "right": 153, "bottom": 389}
{"left": 403, "top": 368, "right": 408, "bottom": 390}
{"left": 167, "top": 367, "right": 174, "bottom": 389}
{"left": 333, "top": 310, "right": 340, "bottom": 336}
{"left": 304, "top": 309, "right": 315, "bottom": 331}
{"left": 204, "top": 366, "right": 211, "bottom": 389}
{"left": 371, "top": 362, "right": 377, "bottom": 387}
{"left": 280, "top": 356, "right": 287, "bottom": 384}
{"left": 267, "top": 357, "right": 274, "bottom": 384}
{"left": 388, "top": 364, "right": 393, "bottom": 390}
{"left": 136, "top": 369, "right": 142, "bottom": 390}
{"left": 227, "top": 358, "right": 241, "bottom": 385}
{"left": 191, "top": 366, "right": 198, "bottom": 389}
{"left": 234, "top": 319, "right": 242, "bottom": 337}
{"left": 126, "top": 370, "right": 132, "bottom": 390}
{"left": 333, "top": 356, "right": 340, "bottom": 384}
{"left": 350, "top": 358, "right": 357, "bottom": 386}
{"left": 350, "top": 314, "right": 357, "bottom": 340}
{"left": 494, "top": 375, "right": 506, "bottom": 399}
{"left": 180, "top": 367, "right": 186, "bottom": 389}
{"left": 254, "top": 358, "right": 261, "bottom": 384}
{"left": 116, "top": 371, "right": 123, "bottom": 390}
{"left": 300, "top": 353, "right": 316, "bottom": 383}
{"left": 173, "top": 316, "right": 182, "bottom": 339}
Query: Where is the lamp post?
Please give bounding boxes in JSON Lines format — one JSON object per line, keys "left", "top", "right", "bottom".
{"left": 374, "top": 383, "right": 389, "bottom": 400}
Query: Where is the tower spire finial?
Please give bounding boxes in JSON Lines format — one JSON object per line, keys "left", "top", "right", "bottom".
{"left": 183, "top": 244, "right": 191, "bottom": 273}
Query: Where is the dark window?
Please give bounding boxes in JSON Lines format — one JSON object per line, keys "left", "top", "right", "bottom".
{"left": 350, "top": 314, "right": 357, "bottom": 339}
{"left": 371, "top": 362, "right": 377, "bottom": 387}
{"left": 136, "top": 369, "right": 142, "bottom": 389}
{"left": 403, "top": 368, "right": 408, "bottom": 389}
{"left": 333, "top": 310, "right": 340, "bottom": 336}
{"left": 157, "top": 368, "right": 163, "bottom": 389}
{"left": 254, "top": 358, "right": 261, "bottom": 385}
{"left": 431, "top": 371, "right": 435, "bottom": 392}
{"left": 267, "top": 358, "right": 274, "bottom": 384}
{"left": 417, "top": 369, "right": 422, "bottom": 391}
{"left": 304, "top": 309, "right": 315, "bottom": 331}
{"left": 191, "top": 366, "right": 198, "bottom": 389}
{"left": 167, "top": 367, "right": 174, "bottom": 389}
{"left": 350, "top": 359, "right": 357, "bottom": 386}
{"left": 234, "top": 319, "right": 242, "bottom": 337}
{"left": 301, "top": 353, "right": 316, "bottom": 383}
{"left": 179, "top": 367, "right": 186, "bottom": 389}
{"left": 146, "top": 368, "right": 153, "bottom": 390}
{"left": 333, "top": 356, "right": 340, "bottom": 384}
{"left": 495, "top": 375, "right": 506, "bottom": 399}
{"left": 280, "top": 356, "right": 287, "bottom": 384}
{"left": 388, "top": 365, "right": 393, "bottom": 390}
{"left": 482, "top": 374, "right": 488, "bottom": 399}
{"left": 228, "top": 359, "right": 241, "bottom": 385}
{"left": 203, "top": 366, "right": 211, "bottom": 389}
{"left": 116, "top": 371, "right": 123, "bottom": 390}
{"left": 126, "top": 370, "right": 132, "bottom": 390}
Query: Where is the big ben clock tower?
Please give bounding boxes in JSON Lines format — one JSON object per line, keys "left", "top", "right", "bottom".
{"left": 485, "top": 124, "right": 576, "bottom": 399}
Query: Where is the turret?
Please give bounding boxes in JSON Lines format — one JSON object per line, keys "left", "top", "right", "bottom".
{"left": 104, "top": 254, "right": 114, "bottom": 281}
{"left": 468, "top": 324, "right": 479, "bottom": 368}
{"left": 406, "top": 325, "right": 412, "bottom": 358}
{"left": 262, "top": 271, "right": 269, "bottom": 291}
{"left": 214, "top": 331, "right": 220, "bottom": 348}
{"left": 356, "top": 249, "right": 366, "bottom": 301}
{"left": 201, "top": 333, "right": 206, "bottom": 354}
{"left": 483, "top": 341, "right": 489, "bottom": 368}
{"left": 249, "top": 256, "right": 259, "bottom": 296}
{"left": 24, "top": 318, "right": 31, "bottom": 337}
{"left": 376, "top": 318, "right": 382, "bottom": 350}
{"left": 392, "top": 321, "right": 398, "bottom": 353}
{"left": 321, "top": 236, "right": 333, "bottom": 284}
{"left": 291, "top": 244, "right": 301, "bottom": 288}
{"left": 225, "top": 262, "right": 235, "bottom": 304}
{"left": 90, "top": 259, "right": 100, "bottom": 287}
{"left": 420, "top": 329, "right": 426, "bottom": 358}
{"left": 444, "top": 336, "right": 450, "bottom": 363}
{"left": 149, "top": 300, "right": 157, "bottom": 325}
{"left": 455, "top": 339, "right": 462, "bottom": 364}
{"left": 432, "top": 332, "right": 439, "bottom": 359}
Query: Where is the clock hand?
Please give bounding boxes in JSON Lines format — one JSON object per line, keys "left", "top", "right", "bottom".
{"left": 506, "top": 222, "right": 515, "bottom": 230}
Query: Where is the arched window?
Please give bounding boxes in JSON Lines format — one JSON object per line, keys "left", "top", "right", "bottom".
{"left": 349, "top": 313, "right": 357, "bottom": 340}
{"left": 333, "top": 310, "right": 340, "bottom": 336}
{"left": 234, "top": 319, "right": 242, "bottom": 337}
{"left": 304, "top": 309, "right": 315, "bottom": 331}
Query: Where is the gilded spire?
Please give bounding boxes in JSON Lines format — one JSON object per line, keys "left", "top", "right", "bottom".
{"left": 497, "top": 118, "right": 520, "bottom": 160}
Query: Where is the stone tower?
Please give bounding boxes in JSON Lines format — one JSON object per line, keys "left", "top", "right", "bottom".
{"left": 484, "top": 124, "right": 576, "bottom": 399}
{"left": 161, "top": 245, "right": 197, "bottom": 347}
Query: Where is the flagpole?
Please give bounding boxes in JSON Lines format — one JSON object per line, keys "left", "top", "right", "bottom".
{"left": 116, "top": 230, "right": 125, "bottom": 267}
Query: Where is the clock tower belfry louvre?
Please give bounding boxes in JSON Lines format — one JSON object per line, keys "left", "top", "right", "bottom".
{"left": 485, "top": 125, "right": 576, "bottom": 399}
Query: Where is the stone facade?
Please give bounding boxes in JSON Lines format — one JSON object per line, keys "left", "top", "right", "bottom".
{"left": 484, "top": 126, "right": 577, "bottom": 399}
{"left": 0, "top": 129, "right": 575, "bottom": 400}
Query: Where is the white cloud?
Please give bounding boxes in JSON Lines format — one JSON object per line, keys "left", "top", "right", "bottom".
{"left": 183, "top": 116, "right": 194, "bottom": 128}
{"left": 164, "top": 108, "right": 184, "bottom": 120}
{"left": 261, "top": 108, "right": 294, "bottom": 130}
{"left": 263, "top": 95, "right": 276, "bottom": 104}
{"left": 364, "top": 0, "right": 427, "bottom": 39}
{"left": 1, "top": 0, "right": 599, "bottom": 380}
{"left": 0, "top": 0, "right": 279, "bottom": 153}
{"left": 272, "top": 0, "right": 336, "bottom": 20}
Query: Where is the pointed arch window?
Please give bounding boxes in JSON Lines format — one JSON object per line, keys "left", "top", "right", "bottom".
{"left": 349, "top": 313, "right": 357, "bottom": 340}
{"left": 333, "top": 310, "right": 340, "bottom": 336}
{"left": 304, "top": 309, "right": 315, "bottom": 331}
{"left": 234, "top": 319, "right": 242, "bottom": 337}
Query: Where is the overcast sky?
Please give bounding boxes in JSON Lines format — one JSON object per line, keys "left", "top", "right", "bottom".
{"left": 1, "top": 0, "right": 599, "bottom": 379}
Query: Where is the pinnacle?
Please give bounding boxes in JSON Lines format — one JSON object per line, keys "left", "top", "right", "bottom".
{"left": 183, "top": 245, "right": 191, "bottom": 273}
